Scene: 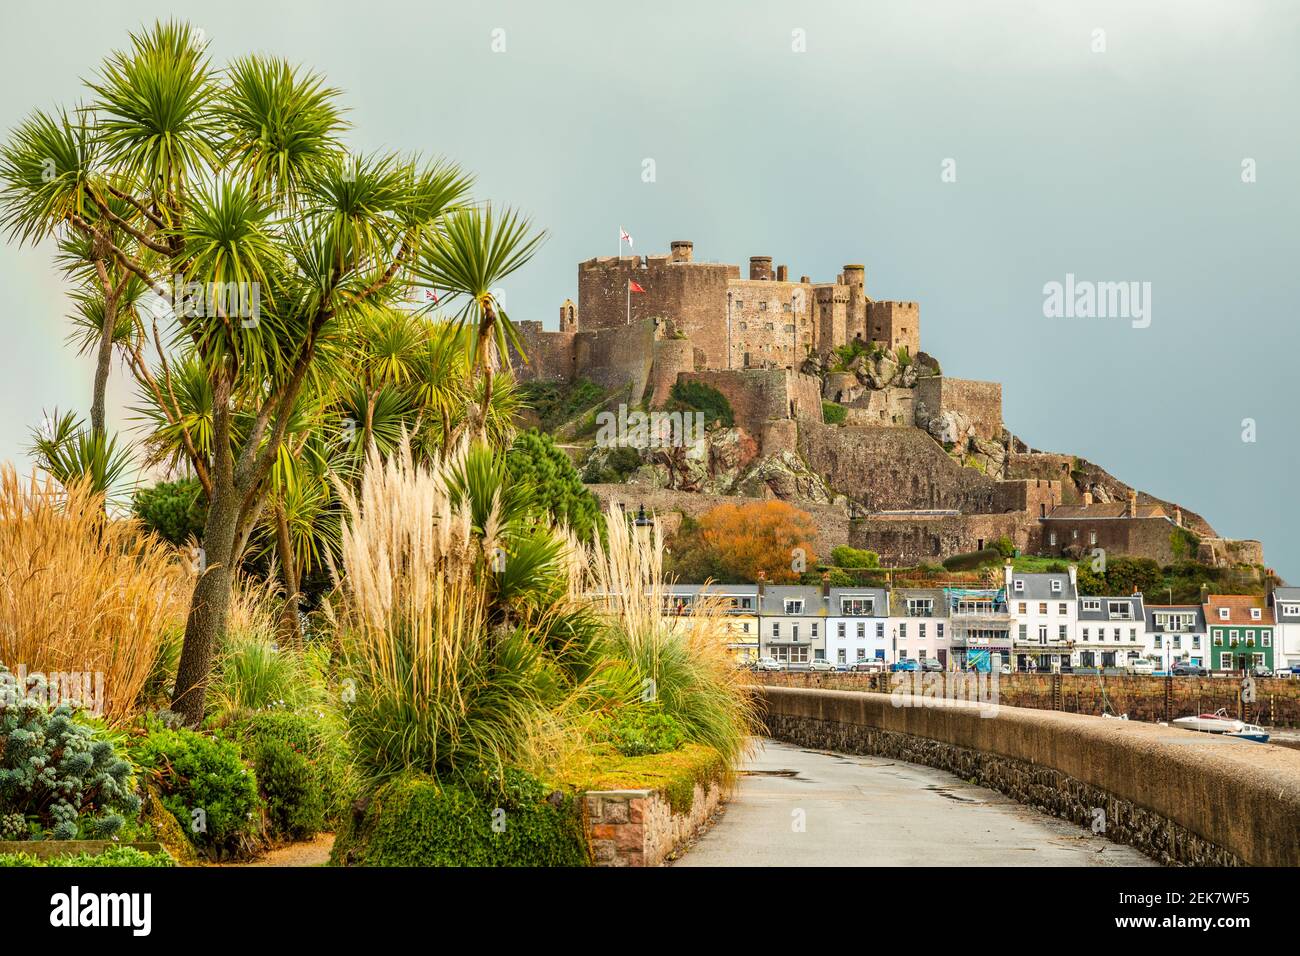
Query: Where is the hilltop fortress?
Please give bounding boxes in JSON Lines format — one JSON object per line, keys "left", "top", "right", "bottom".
{"left": 510, "top": 242, "right": 1263, "bottom": 571}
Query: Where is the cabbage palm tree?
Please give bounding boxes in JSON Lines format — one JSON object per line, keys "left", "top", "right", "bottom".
{"left": 0, "top": 20, "right": 486, "bottom": 723}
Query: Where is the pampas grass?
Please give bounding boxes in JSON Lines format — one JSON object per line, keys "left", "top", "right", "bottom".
{"left": 0, "top": 465, "right": 188, "bottom": 725}
{"left": 575, "top": 500, "right": 758, "bottom": 767}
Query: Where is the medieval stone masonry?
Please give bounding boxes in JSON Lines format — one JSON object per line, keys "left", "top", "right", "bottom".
{"left": 511, "top": 242, "right": 1263, "bottom": 573}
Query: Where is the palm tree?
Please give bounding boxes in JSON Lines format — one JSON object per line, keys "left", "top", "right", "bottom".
{"left": 415, "top": 205, "right": 545, "bottom": 437}
{"left": 0, "top": 21, "right": 483, "bottom": 723}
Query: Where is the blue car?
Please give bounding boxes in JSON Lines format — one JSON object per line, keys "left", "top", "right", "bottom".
{"left": 890, "top": 659, "right": 919, "bottom": 672}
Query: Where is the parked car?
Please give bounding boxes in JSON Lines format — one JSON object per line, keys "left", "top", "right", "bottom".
{"left": 850, "top": 659, "right": 885, "bottom": 673}
{"left": 754, "top": 656, "right": 786, "bottom": 672}
{"left": 891, "top": 659, "right": 919, "bottom": 672}
{"left": 999, "top": 663, "right": 1012, "bottom": 675}
{"left": 1126, "top": 660, "right": 1156, "bottom": 676}
{"left": 1248, "top": 665, "right": 1273, "bottom": 678}
{"left": 1171, "top": 662, "right": 1209, "bottom": 677}
{"left": 920, "top": 658, "right": 943, "bottom": 672}
{"left": 807, "top": 658, "right": 836, "bottom": 672}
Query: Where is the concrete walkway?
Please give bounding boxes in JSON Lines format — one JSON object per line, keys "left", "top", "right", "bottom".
{"left": 674, "top": 739, "right": 1153, "bottom": 866}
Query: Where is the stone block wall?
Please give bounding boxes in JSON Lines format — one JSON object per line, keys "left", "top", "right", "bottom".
{"left": 915, "top": 376, "right": 1003, "bottom": 442}
{"left": 584, "top": 779, "right": 726, "bottom": 867}
{"left": 848, "top": 512, "right": 1030, "bottom": 563}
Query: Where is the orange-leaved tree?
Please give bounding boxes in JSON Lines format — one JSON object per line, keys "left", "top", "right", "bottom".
{"left": 697, "top": 500, "right": 817, "bottom": 584}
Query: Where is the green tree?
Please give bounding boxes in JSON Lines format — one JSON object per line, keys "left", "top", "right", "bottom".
{"left": 0, "top": 21, "right": 542, "bottom": 723}
{"left": 506, "top": 431, "right": 600, "bottom": 543}
{"left": 132, "top": 476, "right": 207, "bottom": 545}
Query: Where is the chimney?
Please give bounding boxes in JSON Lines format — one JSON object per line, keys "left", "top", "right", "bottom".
{"left": 1128, "top": 489, "right": 1139, "bottom": 515}
{"left": 749, "top": 256, "right": 773, "bottom": 281}
{"left": 800, "top": 275, "right": 810, "bottom": 284}
{"left": 1082, "top": 491, "right": 1093, "bottom": 506}
{"left": 821, "top": 571, "right": 831, "bottom": 599}
{"left": 669, "top": 240, "right": 693, "bottom": 263}
{"left": 757, "top": 570, "right": 767, "bottom": 598}
{"left": 1174, "top": 507, "right": 1182, "bottom": 527}
{"left": 777, "top": 264, "right": 789, "bottom": 282}
{"left": 1068, "top": 565, "right": 1078, "bottom": 589}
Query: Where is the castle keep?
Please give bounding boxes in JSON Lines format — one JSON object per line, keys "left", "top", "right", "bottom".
{"left": 511, "top": 241, "right": 919, "bottom": 400}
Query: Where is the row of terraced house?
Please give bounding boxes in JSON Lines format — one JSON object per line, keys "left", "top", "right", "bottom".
{"left": 661, "top": 570, "right": 1300, "bottom": 674}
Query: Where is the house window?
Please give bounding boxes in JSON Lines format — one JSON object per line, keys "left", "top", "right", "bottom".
{"left": 1018, "top": 624, "right": 1027, "bottom": 640}
{"left": 785, "top": 600, "right": 804, "bottom": 614}
{"left": 1219, "top": 608, "right": 1230, "bottom": 620}
{"left": 811, "top": 623, "right": 819, "bottom": 638}
{"left": 1154, "top": 635, "right": 1162, "bottom": 649}
{"left": 1172, "top": 636, "right": 1181, "bottom": 649}
{"left": 1213, "top": 633, "right": 1223, "bottom": 646}
{"left": 1221, "top": 653, "right": 1233, "bottom": 670}
{"left": 1059, "top": 624, "right": 1068, "bottom": 641}
{"left": 1230, "top": 629, "right": 1238, "bottom": 642}
{"left": 919, "top": 624, "right": 927, "bottom": 639}
{"left": 1038, "top": 625, "right": 1047, "bottom": 644}
{"left": 1059, "top": 603, "right": 1068, "bottom": 615}
{"left": 837, "top": 622, "right": 846, "bottom": 639}
{"left": 907, "top": 599, "right": 934, "bottom": 616}
{"left": 899, "top": 623, "right": 908, "bottom": 639}
{"left": 1192, "top": 636, "right": 1201, "bottom": 649}
{"left": 1051, "top": 580, "right": 1062, "bottom": 594}
{"left": 792, "top": 624, "right": 800, "bottom": 642}
{"left": 876, "top": 622, "right": 884, "bottom": 638}
{"left": 937, "top": 624, "right": 944, "bottom": 639}
{"left": 1250, "top": 608, "right": 1261, "bottom": 620}
{"left": 772, "top": 622, "right": 780, "bottom": 638}
{"left": 1129, "top": 629, "right": 1137, "bottom": 642}
{"left": 1083, "top": 628, "right": 1091, "bottom": 641}
{"left": 1018, "top": 602, "right": 1027, "bottom": 614}
{"left": 1049, "top": 532, "right": 1057, "bottom": 546}
{"left": 857, "top": 622, "right": 866, "bottom": 639}
{"left": 1038, "top": 603, "right": 1047, "bottom": 615}
{"left": 840, "top": 598, "right": 874, "bottom": 615}
{"left": 837, "top": 649, "right": 846, "bottom": 664}
{"left": 1089, "top": 531, "right": 1097, "bottom": 545}
{"left": 1083, "top": 599, "right": 1100, "bottom": 612}
{"left": 1263, "top": 633, "right": 1272, "bottom": 647}
{"left": 1013, "top": 579, "right": 1024, "bottom": 593}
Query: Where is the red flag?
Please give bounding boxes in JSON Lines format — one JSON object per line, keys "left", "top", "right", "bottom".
{"left": 628, "top": 280, "right": 646, "bottom": 293}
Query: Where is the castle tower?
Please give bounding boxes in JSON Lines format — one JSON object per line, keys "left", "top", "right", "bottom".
{"left": 749, "top": 256, "right": 773, "bottom": 281}
{"left": 559, "top": 298, "right": 577, "bottom": 332}
{"left": 670, "top": 240, "right": 694, "bottom": 263}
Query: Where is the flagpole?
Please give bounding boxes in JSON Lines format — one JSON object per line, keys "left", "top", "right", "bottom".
{"left": 626, "top": 279, "right": 630, "bottom": 326}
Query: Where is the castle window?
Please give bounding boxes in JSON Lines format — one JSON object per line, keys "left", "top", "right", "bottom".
{"left": 738, "top": 322, "right": 747, "bottom": 331}
{"left": 764, "top": 323, "right": 774, "bottom": 331}
{"left": 783, "top": 303, "right": 792, "bottom": 312}
{"left": 759, "top": 301, "right": 767, "bottom": 311}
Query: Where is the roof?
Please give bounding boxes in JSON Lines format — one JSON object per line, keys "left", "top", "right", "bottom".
{"left": 1007, "top": 572, "right": 1077, "bottom": 601}
{"left": 1203, "top": 594, "right": 1271, "bottom": 627}
{"left": 758, "top": 586, "right": 826, "bottom": 615}
{"left": 1273, "top": 589, "right": 1300, "bottom": 622}
{"left": 888, "top": 588, "right": 950, "bottom": 617}
{"left": 1144, "top": 604, "right": 1207, "bottom": 631}
{"left": 1077, "top": 594, "right": 1145, "bottom": 622}
{"left": 1044, "top": 503, "right": 1167, "bottom": 521}
{"left": 828, "top": 587, "right": 889, "bottom": 617}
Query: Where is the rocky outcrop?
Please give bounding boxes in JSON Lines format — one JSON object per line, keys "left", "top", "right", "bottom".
{"left": 735, "top": 450, "right": 836, "bottom": 504}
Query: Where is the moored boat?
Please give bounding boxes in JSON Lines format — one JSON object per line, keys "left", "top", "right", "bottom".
{"left": 1171, "top": 708, "right": 1270, "bottom": 743}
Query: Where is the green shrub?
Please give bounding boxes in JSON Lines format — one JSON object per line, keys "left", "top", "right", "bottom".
{"left": 581, "top": 444, "right": 642, "bottom": 484}
{"left": 330, "top": 770, "right": 587, "bottom": 867}
{"left": 942, "top": 547, "right": 1002, "bottom": 571}
{"left": 131, "top": 477, "right": 207, "bottom": 546}
{"left": 665, "top": 380, "right": 734, "bottom": 428}
{"left": 253, "top": 736, "right": 325, "bottom": 841}
{"left": 0, "top": 672, "right": 141, "bottom": 841}
{"left": 604, "top": 703, "right": 686, "bottom": 757}
{"left": 516, "top": 378, "right": 605, "bottom": 432}
{"left": 210, "top": 637, "right": 311, "bottom": 715}
{"left": 831, "top": 545, "right": 880, "bottom": 569}
{"left": 224, "top": 709, "right": 352, "bottom": 833}
{"left": 131, "top": 727, "right": 259, "bottom": 858}
{"left": 822, "top": 401, "right": 847, "bottom": 425}
{"left": 507, "top": 431, "right": 601, "bottom": 541}
{"left": 0, "top": 846, "right": 175, "bottom": 867}
{"left": 993, "top": 536, "right": 1016, "bottom": 559}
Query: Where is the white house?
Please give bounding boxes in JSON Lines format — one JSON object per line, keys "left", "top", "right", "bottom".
{"left": 888, "top": 587, "right": 953, "bottom": 668}
{"left": 1006, "top": 566, "right": 1078, "bottom": 672}
{"left": 1144, "top": 604, "right": 1208, "bottom": 671}
{"left": 825, "top": 586, "right": 890, "bottom": 665}
{"left": 1268, "top": 588, "right": 1300, "bottom": 670}
{"left": 758, "top": 584, "right": 827, "bottom": 666}
{"left": 1076, "top": 594, "right": 1147, "bottom": 669}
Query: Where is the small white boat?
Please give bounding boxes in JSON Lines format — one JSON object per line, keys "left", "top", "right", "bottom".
{"left": 1172, "top": 708, "right": 1270, "bottom": 743}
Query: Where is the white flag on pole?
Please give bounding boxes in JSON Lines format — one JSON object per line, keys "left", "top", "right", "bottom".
{"left": 620, "top": 227, "right": 633, "bottom": 249}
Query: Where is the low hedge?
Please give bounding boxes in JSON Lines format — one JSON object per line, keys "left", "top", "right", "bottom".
{"left": 331, "top": 769, "right": 588, "bottom": 867}
{"left": 559, "top": 743, "right": 727, "bottom": 815}
{"left": 0, "top": 846, "right": 174, "bottom": 867}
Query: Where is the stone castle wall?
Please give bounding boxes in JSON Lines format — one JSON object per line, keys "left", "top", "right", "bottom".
{"left": 679, "top": 369, "right": 822, "bottom": 447}
{"left": 915, "top": 376, "right": 1004, "bottom": 443}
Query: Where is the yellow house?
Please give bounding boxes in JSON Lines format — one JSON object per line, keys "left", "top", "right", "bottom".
{"left": 662, "top": 584, "right": 760, "bottom": 662}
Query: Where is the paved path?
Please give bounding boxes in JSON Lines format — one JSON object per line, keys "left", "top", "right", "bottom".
{"left": 674, "top": 740, "right": 1153, "bottom": 866}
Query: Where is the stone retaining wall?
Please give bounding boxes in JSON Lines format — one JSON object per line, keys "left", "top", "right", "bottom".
{"left": 584, "top": 778, "right": 726, "bottom": 867}
{"left": 758, "top": 685, "right": 1300, "bottom": 866}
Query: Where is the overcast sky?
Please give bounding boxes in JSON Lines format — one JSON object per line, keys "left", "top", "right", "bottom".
{"left": 1, "top": 0, "right": 1296, "bottom": 578}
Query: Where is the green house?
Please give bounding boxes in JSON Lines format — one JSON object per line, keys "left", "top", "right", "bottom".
{"left": 1204, "top": 595, "right": 1274, "bottom": 672}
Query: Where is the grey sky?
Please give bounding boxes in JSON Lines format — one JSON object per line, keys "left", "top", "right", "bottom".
{"left": 1, "top": 1, "right": 1296, "bottom": 578}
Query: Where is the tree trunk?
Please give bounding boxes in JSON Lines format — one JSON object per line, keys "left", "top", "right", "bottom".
{"left": 171, "top": 482, "right": 242, "bottom": 725}
{"left": 89, "top": 285, "right": 118, "bottom": 436}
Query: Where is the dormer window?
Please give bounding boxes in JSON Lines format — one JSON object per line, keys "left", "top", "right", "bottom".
{"left": 1013, "top": 579, "right": 1024, "bottom": 592}
{"left": 1051, "top": 580, "right": 1062, "bottom": 594}
{"left": 1218, "top": 608, "right": 1230, "bottom": 620}
{"left": 840, "top": 597, "right": 874, "bottom": 616}
{"left": 1250, "top": 608, "right": 1261, "bottom": 621}
{"left": 1083, "top": 599, "right": 1101, "bottom": 612}
{"left": 784, "top": 600, "right": 804, "bottom": 615}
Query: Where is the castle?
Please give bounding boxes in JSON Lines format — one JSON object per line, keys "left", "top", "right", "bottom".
{"left": 512, "top": 241, "right": 917, "bottom": 405}
{"left": 509, "top": 242, "right": 1263, "bottom": 573}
